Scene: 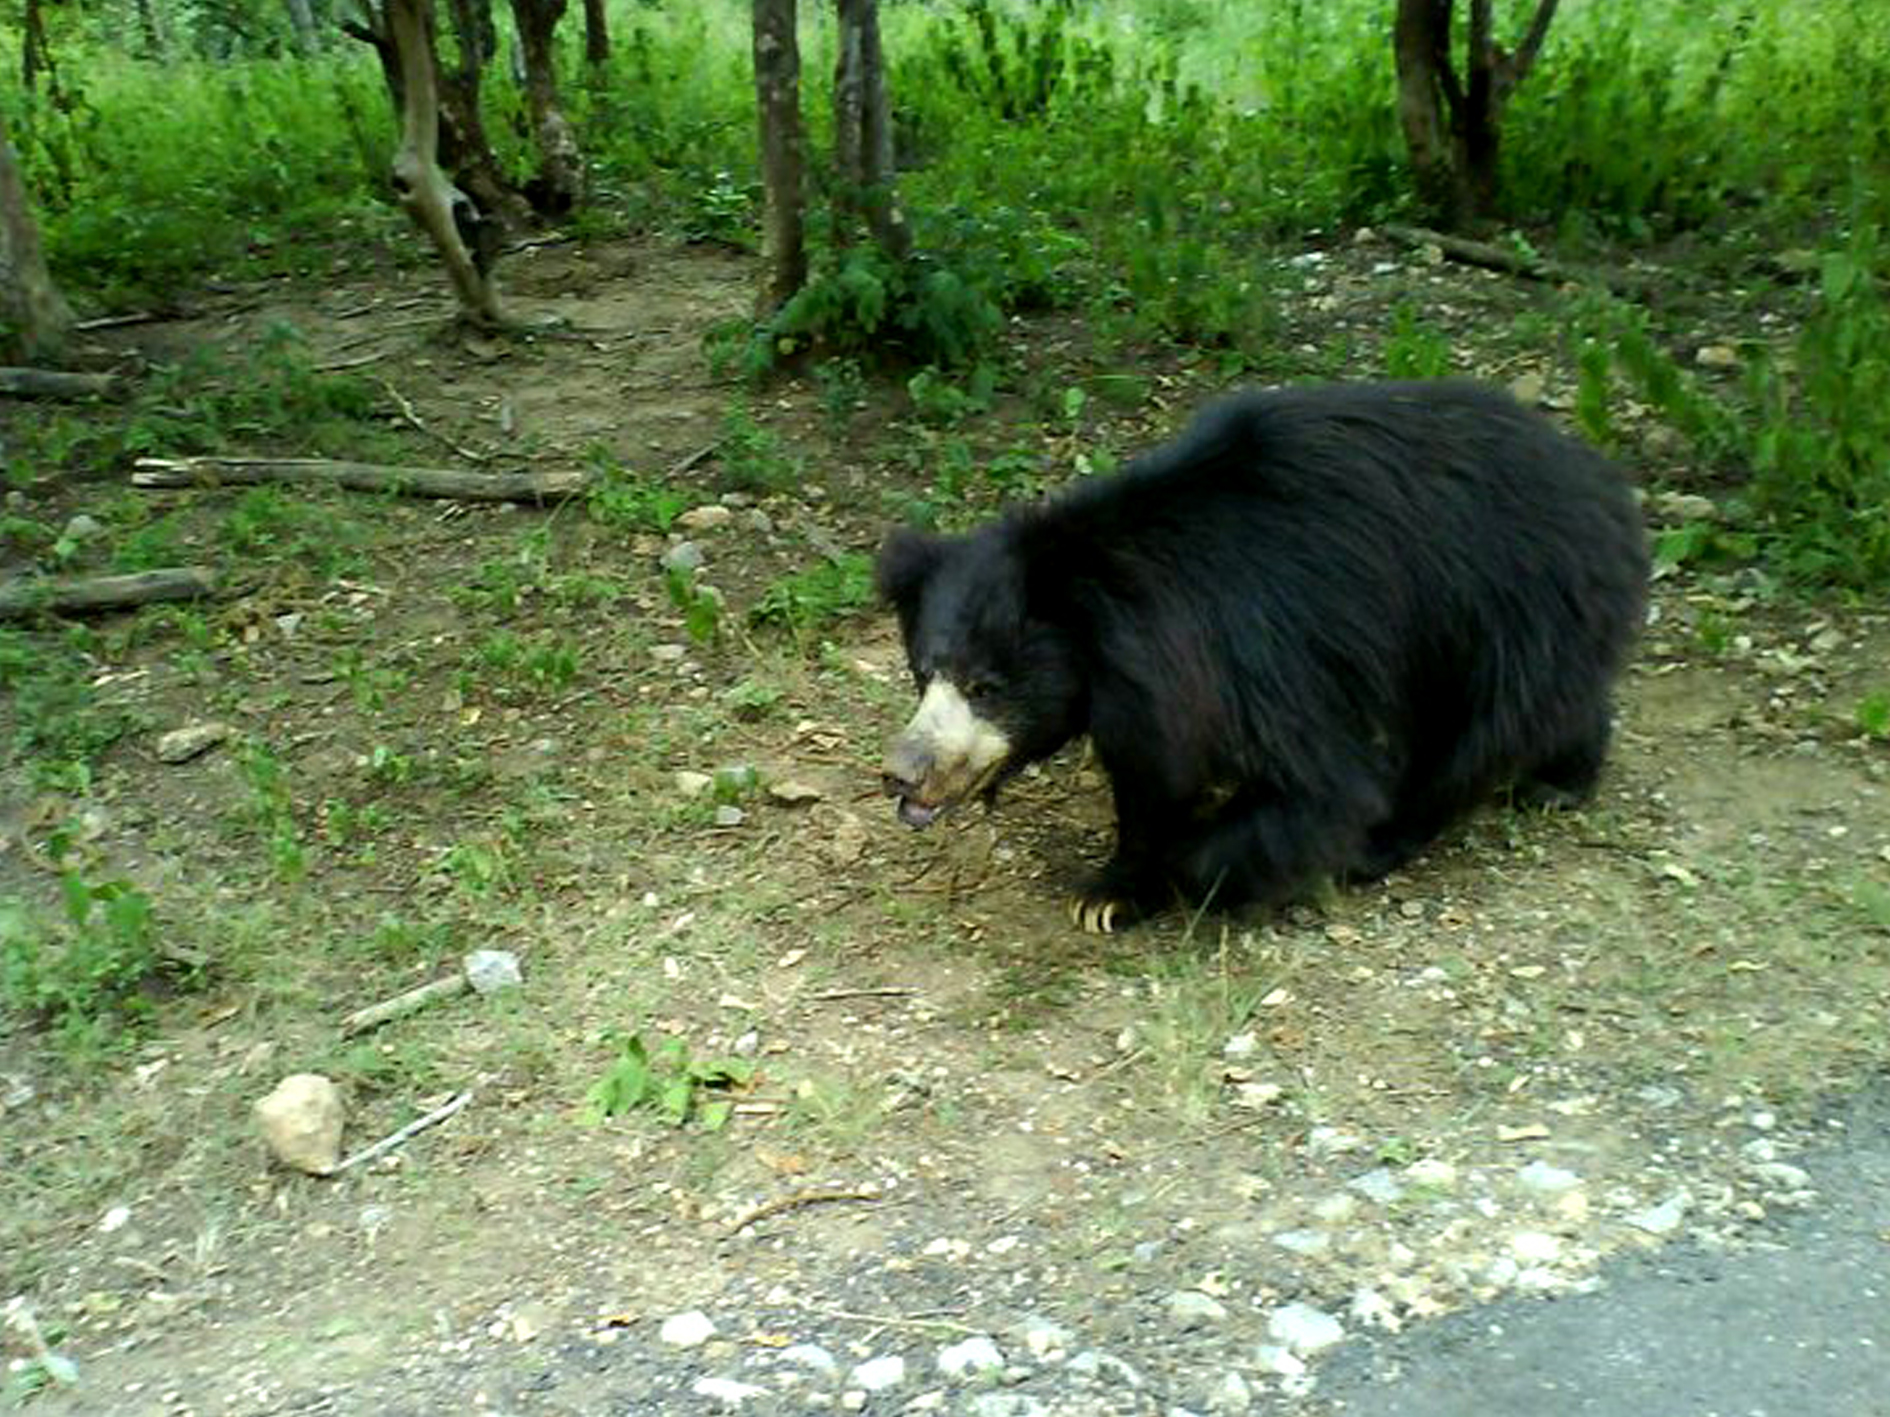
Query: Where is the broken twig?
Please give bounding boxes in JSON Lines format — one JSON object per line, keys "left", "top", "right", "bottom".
{"left": 727, "top": 1188, "right": 882, "bottom": 1236}
{"left": 133, "top": 456, "right": 586, "bottom": 504}
{"left": 339, "top": 973, "right": 470, "bottom": 1038}
{"left": 334, "top": 1091, "right": 474, "bottom": 1173}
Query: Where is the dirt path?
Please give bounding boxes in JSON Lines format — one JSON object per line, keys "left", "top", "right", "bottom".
{"left": 4, "top": 238, "right": 1888, "bottom": 1415}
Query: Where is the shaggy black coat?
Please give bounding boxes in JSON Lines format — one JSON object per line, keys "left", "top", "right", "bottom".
{"left": 877, "top": 380, "right": 1649, "bottom": 926}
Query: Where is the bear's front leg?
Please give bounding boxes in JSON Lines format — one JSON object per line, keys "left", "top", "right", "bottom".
{"left": 1069, "top": 785, "right": 1180, "bottom": 934}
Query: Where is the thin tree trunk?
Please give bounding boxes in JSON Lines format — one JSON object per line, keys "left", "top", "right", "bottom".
{"left": 0, "top": 110, "right": 73, "bottom": 363}
{"left": 833, "top": 0, "right": 910, "bottom": 258}
{"left": 285, "top": 0, "right": 319, "bottom": 55}
{"left": 582, "top": 0, "right": 609, "bottom": 66}
{"left": 753, "top": 0, "right": 807, "bottom": 315}
{"left": 1393, "top": 0, "right": 1559, "bottom": 228}
{"left": 386, "top": 0, "right": 506, "bottom": 326}
{"left": 440, "top": 0, "right": 531, "bottom": 235}
{"left": 510, "top": 0, "right": 583, "bottom": 214}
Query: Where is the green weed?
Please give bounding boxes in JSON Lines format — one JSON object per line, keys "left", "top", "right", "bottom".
{"left": 0, "top": 871, "right": 168, "bottom": 1050}
{"left": 1382, "top": 303, "right": 1454, "bottom": 379}
{"left": 749, "top": 553, "right": 876, "bottom": 640}
{"left": 586, "top": 459, "right": 690, "bottom": 533}
{"left": 582, "top": 1032, "right": 755, "bottom": 1130}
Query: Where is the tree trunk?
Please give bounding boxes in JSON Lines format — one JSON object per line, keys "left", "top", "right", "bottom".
{"left": 753, "top": 0, "right": 807, "bottom": 315}
{"left": 284, "top": 0, "right": 319, "bottom": 55}
{"left": 834, "top": 0, "right": 910, "bottom": 258}
{"left": 440, "top": 0, "right": 532, "bottom": 234}
{"left": 23, "top": 0, "right": 51, "bottom": 91}
{"left": 1393, "top": 0, "right": 1560, "bottom": 228}
{"left": 386, "top": 0, "right": 506, "bottom": 326}
{"left": 510, "top": 0, "right": 584, "bottom": 214}
{"left": 0, "top": 110, "right": 73, "bottom": 363}
{"left": 582, "top": 0, "right": 609, "bottom": 66}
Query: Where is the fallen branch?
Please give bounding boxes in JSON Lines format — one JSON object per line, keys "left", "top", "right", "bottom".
{"left": 0, "top": 567, "right": 217, "bottom": 619}
{"left": 727, "top": 1187, "right": 882, "bottom": 1236}
{"left": 340, "top": 973, "right": 470, "bottom": 1038}
{"left": 1380, "top": 223, "right": 1578, "bottom": 284}
{"left": 333, "top": 1090, "right": 474, "bottom": 1173}
{"left": 0, "top": 367, "right": 125, "bottom": 399}
{"left": 132, "top": 456, "right": 587, "bottom": 504}
{"left": 808, "top": 987, "right": 916, "bottom": 1002}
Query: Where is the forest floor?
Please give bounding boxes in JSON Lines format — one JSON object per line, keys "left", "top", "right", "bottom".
{"left": 2, "top": 232, "right": 1888, "bottom": 1415}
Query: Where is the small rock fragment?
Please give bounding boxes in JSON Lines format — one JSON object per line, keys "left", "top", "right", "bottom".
{"left": 1267, "top": 1302, "right": 1345, "bottom": 1355}
{"left": 937, "top": 1335, "right": 1004, "bottom": 1380}
{"left": 780, "top": 1343, "right": 838, "bottom": 1375}
{"left": 254, "top": 1073, "right": 345, "bottom": 1175}
{"left": 767, "top": 779, "right": 824, "bottom": 806}
{"left": 1166, "top": 1291, "right": 1230, "bottom": 1329}
{"left": 692, "top": 1376, "right": 766, "bottom": 1407}
{"left": 661, "top": 541, "right": 705, "bottom": 574}
{"left": 1208, "top": 1370, "right": 1254, "bottom": 1413}
{"left": 849, "top": 1355, "right": 906, "bottom": 1391}
{"left": 1517, "top": 1160, "right": 1581, "bottom": 1194}
{"left": 678, "top": 505, "right": 734, "bottom": 532}
{"left": 463, "top": 949, "right": 522, "bottom": 995}
{"left": 155, "top": 722, "right": 231, "bottom": 764}
{"left": 1626, "top": 1192, "right": 1690, "bottom": 1236}
{"left": 675, "top": 770, "right": 712, "bottom": 797}
{"left": 659, "top": 1310, "right": 716, "bottom": 1348}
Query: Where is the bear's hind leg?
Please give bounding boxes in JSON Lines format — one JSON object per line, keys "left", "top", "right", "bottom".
{"left": 1514, "top": 707, "right": 1612, "bottom": 810}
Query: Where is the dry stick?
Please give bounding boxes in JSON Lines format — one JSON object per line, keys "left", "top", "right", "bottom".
{"left": 132, "top": 456, "right": 588, "bottom": 504}
{"left": 807, "top": 987, "right": 916, "bottom": 1002}
{"left": 1379, "top": 222, "right": 1598, "bottom": 286}
{"left": 376, "top": 376, "right": 487, "bottom": 463}
{"left": 725, "top": 1188, "right": 882, "bottom": 1236}
{"left": 333, "top": 1091, "right": 474, "bottom": 1174}
{"left": 0, "top": 367, "right": 125, "bottom": 399}
{"left": 339, "top": 973, "right": 470, "bottom": 1038}
{"left": 73, "top": 311, "right": 163, "bottom": 331}
{"left": 0, "top": 567, "right": 217, "bottom": 619}
{"left": 802, "top": 1306, "right": 986, "bottom": 1338}
{"left": 667, "top": 442, "right": 721, "bottom": 478}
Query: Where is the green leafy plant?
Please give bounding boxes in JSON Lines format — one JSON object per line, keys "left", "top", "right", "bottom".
{"left": 1, "top": 871, "right": 165, "bottom": 1046}
{"left": 749, "top": 554, "right": 876, "bottom": 640}
{"left": 1383, "top": 303, "right": 1454, "bottom": 379}
{"left": 665, "top": 566, "right": 724, "bottom": 645}
{"left": 582, "top": 1032, "right": 755, "bottom": 1129}
{"left": 1856, "top": 690, "right": 1890, "bottom": 741}
{"left": 586, "top": 460, "right": 690, "bottom": 533}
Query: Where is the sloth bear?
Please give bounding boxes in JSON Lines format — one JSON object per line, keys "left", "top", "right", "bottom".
{"left": 876, "top": 380, "right": 1649, "bottom": 932}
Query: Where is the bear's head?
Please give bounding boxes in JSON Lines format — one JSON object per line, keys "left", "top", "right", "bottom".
{"left": 875, "top": 524, "right": 1087, "bottom": 829}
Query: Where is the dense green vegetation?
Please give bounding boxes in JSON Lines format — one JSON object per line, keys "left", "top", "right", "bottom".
{"left": 3, "top": 0, "right": 1889, "bottom": 588}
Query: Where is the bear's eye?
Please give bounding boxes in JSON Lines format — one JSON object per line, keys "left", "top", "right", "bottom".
{"left": 959, "top": 674, "right": 1001, "bottom": 703}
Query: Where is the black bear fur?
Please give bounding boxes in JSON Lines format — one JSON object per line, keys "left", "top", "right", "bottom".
{"left": 877, "top": 380, "right": 1649, "bottom": 929}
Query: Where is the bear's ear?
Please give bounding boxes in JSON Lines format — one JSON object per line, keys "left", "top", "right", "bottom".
{"left": 876, "top": 528, "right": 944, "bottom": 610}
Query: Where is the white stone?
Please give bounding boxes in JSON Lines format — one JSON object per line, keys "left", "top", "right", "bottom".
{"left": 691, "top": 1376, "right": 766, "bottom": 1407}
{"left": 1267, "top": 1302, "right": 1345, "bottom": 1355}
{"left": 850, "top": 1355, "right": 906, "bottom": 1391}
{"left": 780, "top": 1343, "right": 837, "bottom": 1375}
{"left": 1252, "top": 1344, "right": 1307, "bottom": 1377}
{"left": 1509, "top": 1231, "right": 1563, "bottom": 1263}
{"left": 1208, "top": 1370, "right": 1254, "bottom": 1413}
{"left": 659, "top": 1310, "right": 716, "bottom": 1347}
{"left": 1018, "top": 1318, "right": 1071, "bottom": 1360}
{"left": 1405, "top": 1158, "right": 1458, "bottom": 1189}
{"left": 1271, "top": 1228, "right": 1331, "bottom": 1257}
{"left": 937, "top": 1335, "right": 1004, "bottom": 1379}
{"left": 1517, "top": 1160, "right": 1581, "bottom": 1194}
{"left": 1348, "top": 1168, "right": 1405, "bottom": 1205}
{"left": 463, "top": 949, "right": 522, "bottom": 994}
{"left": 1626, "top": 1192, "right": 1690, "bottom": 1236}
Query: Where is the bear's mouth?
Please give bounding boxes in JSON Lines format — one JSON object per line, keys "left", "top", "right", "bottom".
{"left": 895, "top": 794, "right": 943, "bottom": 830}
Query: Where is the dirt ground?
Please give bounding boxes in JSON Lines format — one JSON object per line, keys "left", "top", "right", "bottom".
{"left": 3, "top": 235, "right": 1889, "bottom": 1413}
